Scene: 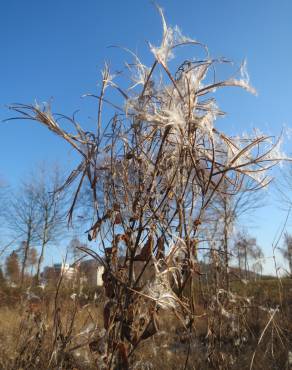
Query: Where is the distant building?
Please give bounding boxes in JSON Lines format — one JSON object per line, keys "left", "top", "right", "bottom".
{"left": 79, "top": 259, "right": 104, "bottom": 287}
{"left": 43, "top": 262, "right": 76, "bottom": 282}
{"left": 42, "top": 258, "right": 158, "bottom": 288}
{"left": 42, "top": 260, "right": 104, "bottom": 287}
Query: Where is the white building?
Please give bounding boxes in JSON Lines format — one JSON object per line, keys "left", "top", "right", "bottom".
{"left": 79, "top": 259, "right": 104, "bottom": 287}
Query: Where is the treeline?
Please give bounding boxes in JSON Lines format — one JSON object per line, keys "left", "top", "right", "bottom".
{"left": 0, "top": 163, "right": 91, "bottom": 287}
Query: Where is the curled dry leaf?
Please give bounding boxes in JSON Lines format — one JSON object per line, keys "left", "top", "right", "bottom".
{"left": 134, "top": 235, "right": 154, "bottom": 261}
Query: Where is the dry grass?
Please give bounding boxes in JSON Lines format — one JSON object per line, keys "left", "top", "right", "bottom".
{"left": 0, "top": 278, "right": 292, "bottom": 369}
{"left": 0, "top": 289, "right": 104, "bottom": 370}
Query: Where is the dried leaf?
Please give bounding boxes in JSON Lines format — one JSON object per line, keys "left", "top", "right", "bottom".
{"left": 117, "top": 342, "right": 129, "bottom": 370}
{"left": 140, "top": 314, "right": 159, "bottom": 340}
{"left": 134, "top": 235, "right": 153, "bottom": 261}
{"left": 114, "top": 213, "right": 122, "bottom": 225}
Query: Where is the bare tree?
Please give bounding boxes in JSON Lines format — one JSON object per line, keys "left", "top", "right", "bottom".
{"left": 8, "top": 181, "right": 39, "bottom": 286}
{"left": 280, "top": 232, "right": 292, "bottom": 275}
{"left": 27, "top": 246, "right": 38, "bottom": 277}
{"left": 33, "top": 164, "right": 66, "bottom": 283}
{"left": 205, "top": 179, "right": 264, "bottom": 289}
{"left": 233, "top": 231, "right": 263, "bottom": 279}
{"left": 68, "top": 237, "right": 86, "bottom": 263}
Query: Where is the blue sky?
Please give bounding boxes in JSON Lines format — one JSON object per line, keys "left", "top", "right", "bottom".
{"left": 1, "top": 0, "right": 292, "bottom": 272}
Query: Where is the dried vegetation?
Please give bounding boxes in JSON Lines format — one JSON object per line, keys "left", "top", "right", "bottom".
{"left": 3, "top": 7, "right": 292, "bottom": 370}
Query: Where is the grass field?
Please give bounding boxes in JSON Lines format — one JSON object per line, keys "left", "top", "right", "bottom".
{"left": 1, "top": 277, "right": 292, "bottom": 369}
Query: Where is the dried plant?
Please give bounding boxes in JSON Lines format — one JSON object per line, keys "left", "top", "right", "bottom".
{"left": 7, "top": 7, "right": 288, "bottom": 369}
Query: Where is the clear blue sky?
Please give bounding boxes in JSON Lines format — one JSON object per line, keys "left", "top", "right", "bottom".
{"left": 1, "top": 0, "right": 292, "bottom": 272}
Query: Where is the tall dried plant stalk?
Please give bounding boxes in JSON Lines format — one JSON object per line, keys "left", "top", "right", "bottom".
{"left": 8, "top": 7, "right": 287, "bottom": 369}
